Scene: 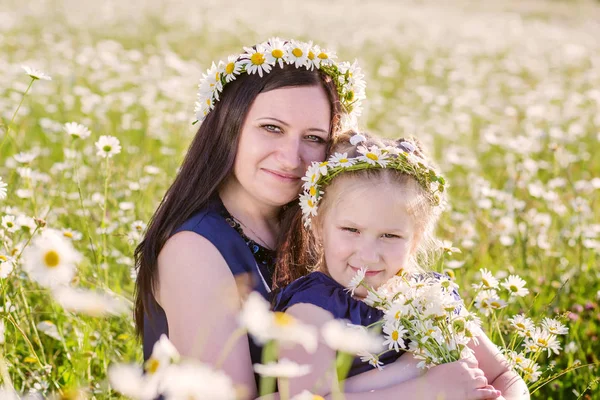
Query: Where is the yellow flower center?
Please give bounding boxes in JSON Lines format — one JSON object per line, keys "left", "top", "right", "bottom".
{"left": 103, "top": 145, "right": 112, "bottom": 152}
{"left": 309, "top": 186, "right": 317, "bottom": 196}
{"left": 391, "top": 331, "right": 399, "bottom": 341}
{"left": 225, "top": 62, "right": 235, "bottom": 74}
{"left": 509, "top": 285, "right": 518, "bottom": 292}
{"left": 345, "top": 91, "right": 355, "bottom": 102}
{"left": 313, "top": 396, "right": 325, "bottom": 400}
{"left": 339, "top": 158, "right": 348, "bottom": 163}
{"left": 536, "top": 338, "right": 548, "bottom": 347}
{"left": 292, "top": 48, "right": 303, "bottom": 57}
{"left": 274, "top": 312, "right": 295, "bottom": 326}
{"left": 482, "top": 278, "right": 490, "bottom": 287}
{"left": 251, "top": 52, "right": 265, "bottom": 65}
{"left": 308, "top": 51, "right": 315, "bottom": 60}
{"left": 491, "top": 301, "right": 502, "bottom": 308}
{"left": 395, "top": 311, "right": 401, "bottom": 320}
{"left": 308, "top": 199, "right": 314, "bottom": 207}
{"left": 206, "top": 98, "right": 211, "bottom": 106}
{"left": 516, "top": 322, "right": 525, "bottom": 330}
{"left": 318, "top": 52, "right": 328, "bottom": 60}
{"left": 63, "top": 231, "right": 73, "bottom": 238}
{"left": 319, "top": 161, "right": 328, "bottom": 167}
{"left": 215, "top": 72, "right": 220, "bottom": 81}
{"left": 6, "top": 222, "right": 13, "bottom": 228}
{"left": 0, "top": 255, "right": 7, "bottom": 262}
{"left": 146, "top": 358, "right": 160, "bottom": 374}
{"left": 44, "top": 250, "right": 60, "bottom": 268}
{"left": 272, "top": 49, "right": 284, "bottom": 58}
{"left": 366, "top": 153, "right": 378, "bottom": 161}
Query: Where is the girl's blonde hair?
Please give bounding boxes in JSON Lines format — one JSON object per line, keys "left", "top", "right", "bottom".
{"left": 273, "top": 131, "right": 445, "bottom": 287}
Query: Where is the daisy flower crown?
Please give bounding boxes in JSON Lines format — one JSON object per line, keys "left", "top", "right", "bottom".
{"left": 299, "top": 135, "right": 446, "bottom": 227}
{"left": 193, "top": 37, "right": 366, "bottom": 125}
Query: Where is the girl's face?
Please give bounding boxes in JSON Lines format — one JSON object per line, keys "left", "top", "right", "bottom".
{"left": 317, "top": 178, "right": 420, "bottom": 299}
{"left": 231, "top": 85, "right": 331, "bottom": 208}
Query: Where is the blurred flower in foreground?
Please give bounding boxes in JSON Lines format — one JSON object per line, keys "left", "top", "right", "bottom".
{"left": 253, "top": 359, "right": 311, "bottom": 378}
{"left": 64, "top": 122, "right": 91, "bottom": 140}
{"left": 321, "top": 319, "right": 383, "bottom": 354}
{"left": 239, "top": 291, "right": 318, "bottom": 353}
{"left": 159, "top": 362, "right": 237, "bottom": 400}
{"left": 21, "top": 229, "right": 82, "bottom": 288}
{"left": 21, "top": 65, "right": 52, "bottom": 81}
{"left": 0, "top": 176, "right": 8, "bottom": 200}
{"left": 291, "top": 390, "right": 325, "bottom": 400}
{"left": 52, "top": 287, "right": 130, "bottom": 316}
{"left": 95, "top": 135, "right": 122, "bottom": 158}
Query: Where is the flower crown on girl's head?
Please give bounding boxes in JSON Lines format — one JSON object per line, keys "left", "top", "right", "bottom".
{"left": 193, "top": 37, "right": 366, "bottom": 126}
{"left": 299, "top": 133, "right": 446, "bottom": 227}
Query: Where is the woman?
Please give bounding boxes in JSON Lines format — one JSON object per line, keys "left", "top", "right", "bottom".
{"left": 134, "top": 38, "right": 364, "bottom": 397}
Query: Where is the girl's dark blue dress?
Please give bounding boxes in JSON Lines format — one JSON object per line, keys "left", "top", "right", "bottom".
{"left": 272, "top": 271, "right": 405, "bottom": 377}
{"left": 143, "top": 196, "right": 276, "bottom": 370}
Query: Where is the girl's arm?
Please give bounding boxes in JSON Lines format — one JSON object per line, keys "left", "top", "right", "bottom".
{"left": 279, "top": 303, "right": 500, "bottom": 400}
{"left": 470, "top": 330, "right": 530, "bottom": 400}
{"left": 157, "top": 231, "right": 257, "bottom": 399}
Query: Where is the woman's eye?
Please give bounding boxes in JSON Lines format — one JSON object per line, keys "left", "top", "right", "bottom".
{"left": 382, "top": 233, "right": 401, "bottom": 239}
{"left": 262, "top": 124, "right": 282, "bottom": 133}
{"left": 305, "top": 134, "right": 327, "bottom": 144}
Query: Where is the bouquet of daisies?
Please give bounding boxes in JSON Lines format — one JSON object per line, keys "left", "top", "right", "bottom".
{"left": 350, "top": 269, "right": 483, "bottom": 370}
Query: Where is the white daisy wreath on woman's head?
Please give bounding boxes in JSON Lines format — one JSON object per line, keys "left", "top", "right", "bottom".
{"left": 193, "top": 37, "right": 366, "bottom": 127}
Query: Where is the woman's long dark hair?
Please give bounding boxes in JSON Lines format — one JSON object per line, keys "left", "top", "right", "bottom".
{"left": 134, "top": 64, "right": 342, "bottom": 337}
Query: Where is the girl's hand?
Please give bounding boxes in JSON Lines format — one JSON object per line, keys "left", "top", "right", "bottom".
{"left": 422, "top": 358, "right": 502, "bottom": 400}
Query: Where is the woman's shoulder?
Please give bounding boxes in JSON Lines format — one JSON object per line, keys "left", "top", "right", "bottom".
{"left": 273, "top": 272, "right": 383, "bottom": 325}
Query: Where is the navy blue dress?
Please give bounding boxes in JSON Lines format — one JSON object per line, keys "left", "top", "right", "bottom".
{"left": 143, "top": 196, "right": 276, "bottom": 368}
{"left": 272, "top": 271, "right": 405, "bottom": 377}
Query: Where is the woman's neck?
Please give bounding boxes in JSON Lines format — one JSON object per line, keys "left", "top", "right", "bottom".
{"left": 218, "top": 180, "right": 281, "bottom": 248}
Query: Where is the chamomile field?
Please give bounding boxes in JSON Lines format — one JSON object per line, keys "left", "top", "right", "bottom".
{"left": 0, "top": 0, "right": 599, "bottom": 398}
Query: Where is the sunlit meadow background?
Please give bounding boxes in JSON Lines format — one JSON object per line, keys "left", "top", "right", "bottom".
{"left": 1, "top": 0, "right": 599, "bottom": 398}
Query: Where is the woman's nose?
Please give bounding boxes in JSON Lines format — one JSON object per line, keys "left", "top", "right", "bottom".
{"left": 276, "top": 135, "right": 302, "bottom": 171}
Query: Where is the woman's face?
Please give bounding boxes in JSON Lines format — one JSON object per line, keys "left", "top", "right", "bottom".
{"left": 232, "top": 85, "right": 331, "bottom": 208}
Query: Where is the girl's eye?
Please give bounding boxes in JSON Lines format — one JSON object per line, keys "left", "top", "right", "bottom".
{"left": 342, "top": 227, "right": 359, "bottom": 233}
{"left": 382, "top": 233, "right": 402, "bottom": 239}
{"left": 262, "top": 124, "right": 282, "bottom": 133}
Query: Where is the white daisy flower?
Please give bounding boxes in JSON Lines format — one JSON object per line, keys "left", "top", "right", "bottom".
{"left": 285, "top": 40, "right": 310, "bottom": 68}
{"left": 194, "top": 97, "right": 213, "bottom": 121}
{"left": 316, "top": 161, "right": 329, "bottom": 176}
{"left": 240, "top": 44, "right": 272, "bottom": 77}
{"left": 254, "top": 359, "right": 311, "bottom": 378}
{"left": 382, "top": 322, "right": 408, "bottom": 352}
{"left": 291, "top": 390, "right": 325, "bottom": 400}
{"left": 542, "top": 317, "right": 568, "bottom": 335}
{"left": 0, "top": 177, "right": 7, "bottom": 200}
{"left": 358, "top": 351, "right": 384, "bottom": 370}
{"left": 521, "top": 359, "right": 542, "bottom": 382}
{"left": 328, "top": 152, "right": 356, "bottom": 168}
{"left": 474, "top": 290, "right": 505, "bottom": 316}
{"left": 52, "top": 286, "right": 130, "bottom": 317}
{"left": 346, "top": 266, "right": 367, "bottom": 296}
{"left": 349, "top": 133, "right": 366, "bottom": 146}
{"left": 160, "top": 361, "right": 237, "bottom": 400}
{"left": 145, "top": 333, "right": 180, "bottom": 375}
{"left": 36, "top": 320, "right": 61, "bottom": 340}
{"left": 21, "top": 229, "right": 82, "bottom": 288}
{"left": 22, "top": 65, "right": 51, "bottom": 81}
{"left": 64, "top": 122, "right": 91, "bottom": 139}
{"left": 301, "top": 162, "right": 322, "bottom": 190}
{"left": 322, "top": 320, "right": 383, "bottom": 354}
{"left": 13, "top": 152, "right": 37, "bottom": 164}
{"left": 264, "top": 37, "right": 286, "bottom": 68}
{"left": 222, "top": 55, "right": 242, "bottom": 83}
{"left": 526, "top": 328, "right": 562, "bottom": 356}
{"left": 198, "top": 62, "right": 224, "bottom": 100}
{"left": 95, "top": 135, "right": 122, "bottom": 158}
{"left": 299, "top": 193, "right": 318, "bottom": 219}
{"left": 478, "top": 268, "right": 499, "bottom": 289}
{"left": 309, "top": 45, "right": 336, "bottom": 69}
{"left": 0, "top": 253, "right": 15, "bottom": 278}
{"left": 1, "top": 215, "right": 18, "bottom": 233}
{"left": 357, "top": 145, "right": 389, "bottom": 167}
{"left": 501, "top": 275, "right": 529, "bottom": 297}
{"left": 108, "top": 363, "right": 160, "bottom": 400}
{"left": 508, "top": 314, "right": 535, "bottom": 337}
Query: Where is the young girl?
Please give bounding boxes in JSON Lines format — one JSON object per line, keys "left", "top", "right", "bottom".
{"left": 272, "top": 131, "right": 529, "bottom": 399}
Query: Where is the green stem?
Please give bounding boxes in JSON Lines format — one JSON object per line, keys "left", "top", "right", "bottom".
{"left": 0, "top": 78, "right": 34, "bottom": 153}
{"left": 101, "top": 157, "right": 111, "bottom": 286}
{"left": 215, "top": 327, "right": 247, "bottom": 369}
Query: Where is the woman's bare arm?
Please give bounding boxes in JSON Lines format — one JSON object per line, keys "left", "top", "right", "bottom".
{"left": 156, "top": 231, "right": 257, "bottom": 399}
{"left": 470, "top": 331, "right": 530, "bottom": 400}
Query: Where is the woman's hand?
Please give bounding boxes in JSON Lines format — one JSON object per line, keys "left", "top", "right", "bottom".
{"left": 421, "top": 357, "right": 502, "bottom": 400}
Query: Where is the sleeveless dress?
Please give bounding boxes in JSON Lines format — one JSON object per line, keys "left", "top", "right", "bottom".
{"left": 272, "top": 271, "right": 405, "bottom": 378}
{"left": 143, "top": 196, "right": 277, "bottom": 368}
